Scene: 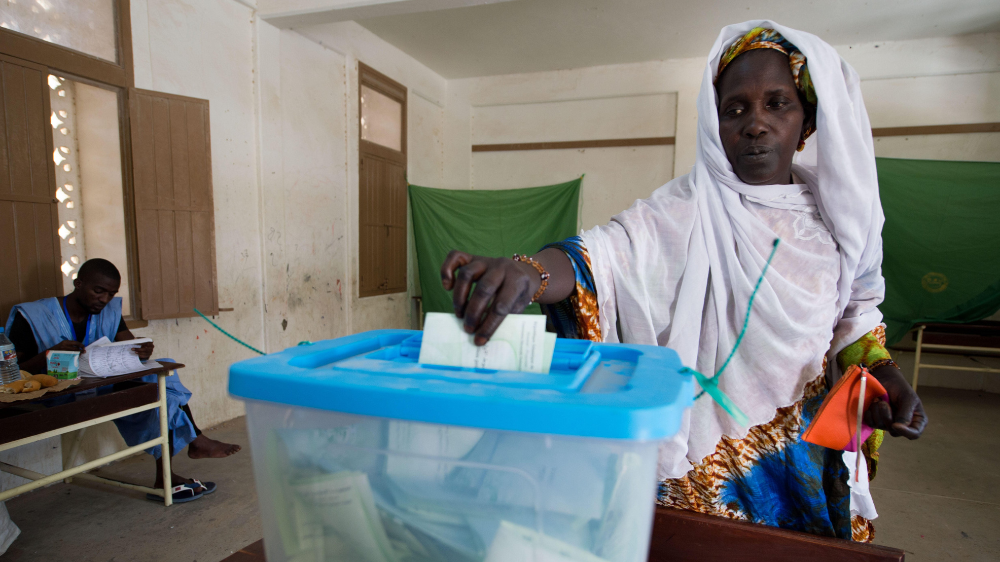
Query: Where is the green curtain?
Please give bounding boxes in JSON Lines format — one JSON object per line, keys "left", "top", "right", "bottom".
{"left": 878, "top": 157, "right": 1000, "bottom": 344}
{"left": 409, "top": 178, "right": 581, "bottom": 316}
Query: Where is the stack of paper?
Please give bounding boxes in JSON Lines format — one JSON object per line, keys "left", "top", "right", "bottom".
{"left": 419, "top": 313, "right": 556, "bottom": 374}
{"left": 79, "top": 337, "right": 160, "bottom": 378}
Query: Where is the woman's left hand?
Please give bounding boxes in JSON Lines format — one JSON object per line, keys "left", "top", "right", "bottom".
{"left": 864, "top": 365, "right": 928, "bottom": 439}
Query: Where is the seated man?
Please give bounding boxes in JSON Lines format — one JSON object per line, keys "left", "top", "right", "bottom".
{"left": 4, "top": 259, "right": 240, "bottom": 503}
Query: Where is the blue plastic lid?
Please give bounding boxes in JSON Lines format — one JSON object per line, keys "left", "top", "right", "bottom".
{"left": 229, "top": 329, "right": 694, "bottom": 441}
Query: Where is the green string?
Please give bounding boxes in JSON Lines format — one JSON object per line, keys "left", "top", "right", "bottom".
{"left": 685, "top": 238, "right": 781, "bottom": 427}
{"left": 194, "top": 308, "right": 266, "bottom": 355}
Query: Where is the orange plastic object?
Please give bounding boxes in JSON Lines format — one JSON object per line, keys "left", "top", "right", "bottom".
{"left": 802, "top": 365, "right": 887, "bottom": 451}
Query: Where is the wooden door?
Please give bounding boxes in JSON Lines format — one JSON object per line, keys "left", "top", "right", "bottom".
{"left": 0, "top": 54, "right": 60, "bottom": 323}
{"left": 359, "top": 150, "right": 407, "bottom": 295}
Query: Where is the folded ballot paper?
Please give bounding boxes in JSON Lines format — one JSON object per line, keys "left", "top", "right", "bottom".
{"left": 419, "top": 312, "right": 556, "bottom": 374}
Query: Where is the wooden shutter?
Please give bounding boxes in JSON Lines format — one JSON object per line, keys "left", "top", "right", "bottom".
{"left": 0, "top": 55, "right": 60, "bottom": 323}
{"left": 359, "top": 63, "right": 407, "bottom": 297}
{"left": 359, "top": 152, "right": 407, "bottom": 295}
{"left": 128, "top": 88, "right": 218, "bottom": 319}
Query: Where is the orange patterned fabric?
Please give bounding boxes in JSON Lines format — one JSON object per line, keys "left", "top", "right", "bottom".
{"left": 657, "top": 353, "right": 877, "bottom": 543}
{"left": 658, "top": 371, "right": 828, "bottom": 514}
{"left": 853, "top": 515, "right": 876, "bottom": 542}
{"left": 542, "top": 237, "right": 602, "bottom": 342}
{"left": 568, "top": 278, "right": 602, "bottom": 341}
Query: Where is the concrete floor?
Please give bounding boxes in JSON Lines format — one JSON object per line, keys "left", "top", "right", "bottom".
{"left": 3, "top": 386, "right": 999, "bottom": 561}
{"left": 870, "top": 387, "right": 1000, "bottom": 561}
{"left": 3, "top": 417, "right": 261, "bottom": 562}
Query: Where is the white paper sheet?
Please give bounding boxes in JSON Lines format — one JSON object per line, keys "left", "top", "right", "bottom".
{"left": 419, "top": 312, "right": 556, "bottom": 374}
{"left": 291, "top": 471, "right": 398, "bottom": 562}
{"left": 485, "top": 521, "right": 608, "bottom": 562}
{"left": 79, "top": 338, "right": 158, "bottom": 378}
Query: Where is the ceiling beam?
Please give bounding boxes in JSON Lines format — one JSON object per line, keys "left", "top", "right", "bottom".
{"left": 259, "top": 0, "right": 518, "bottom": 28}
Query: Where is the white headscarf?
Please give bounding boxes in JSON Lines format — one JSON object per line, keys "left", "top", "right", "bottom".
{"left": 579, "top": 20, "right": 885, "bottom": 478}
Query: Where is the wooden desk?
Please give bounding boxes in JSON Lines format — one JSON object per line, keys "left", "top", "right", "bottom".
{"left": 647, "top": 507, "right": 904, "bottom": 561}
{"left": 0, "top": 362, "right": 184, "bottom": 506}
{"left": 222, "top": 506, "right": 905, "bottom": 561}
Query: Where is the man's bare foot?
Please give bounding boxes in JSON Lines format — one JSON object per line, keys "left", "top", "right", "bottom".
{"left": 187, "top": 434, "right": 242, "bottom": 459}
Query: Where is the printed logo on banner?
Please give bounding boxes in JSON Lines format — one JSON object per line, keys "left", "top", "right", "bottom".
{"left": 921, "top": 272, "right": 949, "bottom": 293}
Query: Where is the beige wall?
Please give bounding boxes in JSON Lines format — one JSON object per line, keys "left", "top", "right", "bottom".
{"left": 450, "top": 32, "right": 1000, "bottom": 184}
{"left": 256, "top": 24, "right": 351, "bottom": 351}
{"left": 469, "top": 93, "right": 677, "bottom": 231}
{"left": 292, "top": 21, "right": 450, "bottom": 333}
{"left": 865, "top": 71, "right": 1000, "bottom": 162}
{"left": 450, "top": 56, "right": 705, "bottom": 186}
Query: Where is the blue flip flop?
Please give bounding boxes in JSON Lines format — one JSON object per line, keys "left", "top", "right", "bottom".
{"left": 147, "top": 482, "right": 205, "bottom": 503}
{"left": 191, "top": 479, "right": 217, "bottom": 495}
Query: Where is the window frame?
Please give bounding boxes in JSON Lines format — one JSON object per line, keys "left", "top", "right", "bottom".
{"left": 358, "top": 62, "right": 408, "bottom": 298}
{"left": 0, "top": 0, "right": 144, "bottom": 325}
{"left": 0, "top": 0, "right": 133, "bottom": 88}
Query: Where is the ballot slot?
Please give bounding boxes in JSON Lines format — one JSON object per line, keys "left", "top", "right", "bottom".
{"left": 360, "top": 334, "right": 602, "bottom": 392}
{"left": 289, "top": 332, "right": 605, "bottom": 393}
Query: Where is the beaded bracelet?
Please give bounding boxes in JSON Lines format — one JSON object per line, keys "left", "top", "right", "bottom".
{"left": 512, "top": 254, "right": 550, "bottom": 304}
{"left": 867, "top": 358, "right": 900, "bottom": 371}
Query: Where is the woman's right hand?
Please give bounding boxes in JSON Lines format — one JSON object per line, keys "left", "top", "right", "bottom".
{"left": 440, "top": 251, "right": 541, "bottom": 345}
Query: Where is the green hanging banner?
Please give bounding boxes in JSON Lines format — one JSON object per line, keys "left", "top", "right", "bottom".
{"left": 877, "top": 157, "right": 1000, "bottom": 344}
{"left": 409, "top": 178, "right": 581, "bottom": 317}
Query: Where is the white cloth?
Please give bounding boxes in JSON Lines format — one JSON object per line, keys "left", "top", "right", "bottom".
{"left": 579, "top": 20, "right": 885, "bottom": 479}
{"left": 844, "top": 451, "right": 879, "bottom": 519}
{"left": 0, "top": 502, "right": 19, "bottom": 555}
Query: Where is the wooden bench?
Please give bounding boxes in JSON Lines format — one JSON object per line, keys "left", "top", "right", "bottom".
{"left": 912, "top": 321, "right": 1000, "bottom": 390}
{"left": 0, "top": 362, "right": 184, "bottom": 506}
{"left": 222, "top": 507, "right": 905, "bottom": 561}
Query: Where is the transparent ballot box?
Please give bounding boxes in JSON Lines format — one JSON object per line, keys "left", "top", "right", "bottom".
{"left": 229, "top": 330, "right": 694, "bottom": 562}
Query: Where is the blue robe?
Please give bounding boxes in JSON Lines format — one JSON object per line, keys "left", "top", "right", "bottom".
{"left": 5, "top": 297, "right": 197, "bottom": 459}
